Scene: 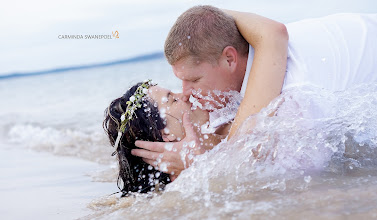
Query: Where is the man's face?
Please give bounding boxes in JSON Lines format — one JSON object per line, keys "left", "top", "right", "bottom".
{"left": 147, "top": 86, "right": 209, "bottom": 141}
{"left": 172, "top": 58, "right": 236, "bottom": 110}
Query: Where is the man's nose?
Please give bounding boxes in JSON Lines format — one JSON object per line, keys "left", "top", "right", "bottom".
{"left": 176, "top": 93, "right": 186, "bottom": 102}
{"left": 182, "top": 81, "right": 193, "bottom": 102}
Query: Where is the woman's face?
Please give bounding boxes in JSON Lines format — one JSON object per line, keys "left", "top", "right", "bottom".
{"left": 148, "top": 86, "right": 209, "bottom": 141}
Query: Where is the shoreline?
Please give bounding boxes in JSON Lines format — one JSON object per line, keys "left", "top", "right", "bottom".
{"left": 0, "top": 147, "right": 116, "bottom": 220}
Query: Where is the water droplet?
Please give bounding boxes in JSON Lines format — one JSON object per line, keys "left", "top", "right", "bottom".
{"left": 164, "top": 143, "right": 174, "bottom": 151}
{"left": 304, "top": 175, "right": 312, "bottom": 183}
{"left": 155, "top": 172, "right": 160, "bottom": 178}
{"left": 164, "top": 128, "right": 170, "bottom": 134}
{"left": 161, "top": 96, "right": 168, "bottom": 104}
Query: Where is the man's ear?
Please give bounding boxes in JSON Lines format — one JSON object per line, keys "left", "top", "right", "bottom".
{"left": 221, "top": 46, "right": 238, "bottom": 72}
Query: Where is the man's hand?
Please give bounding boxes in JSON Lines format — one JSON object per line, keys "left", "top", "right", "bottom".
{"left": 132, "top": 113, "right": 205, "bottom": 180}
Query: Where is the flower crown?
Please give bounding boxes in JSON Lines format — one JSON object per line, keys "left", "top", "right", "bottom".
{"left": 113, "top": 79, "right": 155, "bottom": 153}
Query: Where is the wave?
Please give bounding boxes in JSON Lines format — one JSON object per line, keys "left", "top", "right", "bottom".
{"left": 0, "top": 52, "right": 164, "bottom": 80}
{"left": 7, "top": 124, "right": 115, "bottom": 165}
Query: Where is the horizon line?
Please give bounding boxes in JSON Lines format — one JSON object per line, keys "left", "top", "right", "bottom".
{"left": 0, "top": 51, "right": 165, "bottom": 80}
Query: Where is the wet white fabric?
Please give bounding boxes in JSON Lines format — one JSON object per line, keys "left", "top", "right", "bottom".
{"left": 283, "top": 13, "right": 377, "bottom": 91}
{"left": 240, "top": 44, "right": 255, "bottom": 96}
{"left": 212, "top": 13, "right": 377, "bottom": 127}
{"left": 241, "top": 13, "right": 377, "bottom": 94}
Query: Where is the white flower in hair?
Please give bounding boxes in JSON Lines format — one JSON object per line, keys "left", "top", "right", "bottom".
{"left": 112, "top": 79, "right": 155, "bottom": 154}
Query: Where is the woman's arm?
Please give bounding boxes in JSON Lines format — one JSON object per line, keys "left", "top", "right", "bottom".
{"left": 223, "top": 10, "right": 289, "bottom": 139}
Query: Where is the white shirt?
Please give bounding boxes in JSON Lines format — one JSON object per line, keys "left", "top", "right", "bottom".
{"left": 208, "top": 13, "right": 377, "bottom": 129}
{"left": 283, "top": 13, "right": 377, "bottom": 91}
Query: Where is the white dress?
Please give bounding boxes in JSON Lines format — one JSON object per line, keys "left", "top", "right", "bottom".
{"left": 241, "top": 13, "right": 377, "bottom": 95}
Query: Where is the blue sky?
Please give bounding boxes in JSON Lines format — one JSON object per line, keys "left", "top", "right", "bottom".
{"left": 1, "top": 0, "right": 376, "bottom": 75}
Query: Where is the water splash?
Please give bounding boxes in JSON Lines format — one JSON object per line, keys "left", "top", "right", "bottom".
{"left": 173, "top": 84, "right": 377, "bottom": 191}
{"left": 87, "top": 83, "right": 377, "bottom": 219}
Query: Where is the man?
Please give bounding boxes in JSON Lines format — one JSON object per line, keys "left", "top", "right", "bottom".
{"left": 132, "top": 5, "right": 288, "bottom": 179}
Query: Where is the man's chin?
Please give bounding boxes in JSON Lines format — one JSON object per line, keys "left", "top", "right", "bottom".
{"left": 189, "top": 94, "right": 227, "bottom": 112}
{"left": 193, "top": 100, "right": 224, "bottom": 112}
{"left": 200, "top": 101, "right": 218, "bottom": 112}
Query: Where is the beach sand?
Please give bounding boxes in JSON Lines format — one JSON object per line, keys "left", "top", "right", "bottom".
{"left": 0, "top": 147, "right": 116, "bottom": 220}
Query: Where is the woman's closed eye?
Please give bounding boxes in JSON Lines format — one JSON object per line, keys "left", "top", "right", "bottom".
{"left": 168, "top": 92, "right": 180, "bottom": 104}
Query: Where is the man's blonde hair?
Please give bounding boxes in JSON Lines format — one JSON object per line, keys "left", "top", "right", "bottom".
{"left": 164, "top": 5, "right": 249, "bottom": 65}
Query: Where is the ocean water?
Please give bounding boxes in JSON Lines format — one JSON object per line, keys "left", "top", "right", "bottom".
{"left": 0, "top": 58, "right": 180, "bottom": 219}
{"left": 89, "top": 77, "right": 377, "bottom": 219}
{"left": 0, "top": 58, "right": 179, "bottom": 164}
{"left": 2, "top": 1, "right": 377, "bottom": 219}
{"left": 1, "top": 56, "right": 377, "bottom": 219}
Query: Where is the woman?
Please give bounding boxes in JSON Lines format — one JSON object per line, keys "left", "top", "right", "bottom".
{"left": 103, "top": 81, "right": 170, "bottom": 195}
{"left": 103, "top": 80, "right": 224, "bottom": 195}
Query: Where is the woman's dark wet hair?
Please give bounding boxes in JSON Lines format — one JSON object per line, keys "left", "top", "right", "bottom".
{"left": 103, "top": 82, "right": 170, "bottom": 196}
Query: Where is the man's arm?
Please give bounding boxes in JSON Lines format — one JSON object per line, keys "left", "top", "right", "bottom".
{"left": 223, "top": 10, "right": 289, "bottom": 138}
